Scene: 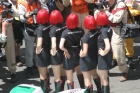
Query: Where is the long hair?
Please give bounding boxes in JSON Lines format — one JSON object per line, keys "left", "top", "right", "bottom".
{"left": 96, "top": 12, "right": 109, "bottom": 26}
{"left": 49, "top": 10, "right": 63, "bottom": 25}
{"left": 36, "top": 9, "right": 49, "bottom": 24}
{"left": 84, "top": 15, "right": 96, "bottom": 30}
{"left": 66, "top": 13, "right": 79, "bottom": 29}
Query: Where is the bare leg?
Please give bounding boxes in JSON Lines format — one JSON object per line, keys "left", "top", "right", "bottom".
{"left": 90, "top": 69, "right": 99, "bottom": 79}
{"left": 52, "top": 65, "right": 61, "bottom": 82}
{"left": 75, "top": 66, "right": 82, "bottom": 75}
{"left": 66, "top": 69, "right": 73, "bottom": 83}
{"left": 98, "top": 70, "right": 109, "bottom": 86}
{"left": 60, "top": 64, "right": 66, "bottom": 76}
{"left": 82, "top": 71, "right": 92, "bottom": 86}
{"left": 38, "top": 67, "right": 50, "bottom": 93}
{"left": 38, "top": 67, "right": 48, "bottom": 80}
{"left": 66, "top": 69, "right": 74, "bottom": 89}
{"left": 82, "top": 71, "right": 93, "bottom": 93}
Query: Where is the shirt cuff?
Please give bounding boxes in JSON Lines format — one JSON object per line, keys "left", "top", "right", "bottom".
{"left": 105, "top": 11, "right": 111, "bottom": 17}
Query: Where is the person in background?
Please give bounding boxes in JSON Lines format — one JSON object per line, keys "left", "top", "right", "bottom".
{"left": 17, "top": 0, "right": 48, "bottom": 78}
{"left": 105, "top": 0, "right": 129, "bottom": 82}
{"left": 79, "top": 15, "right": 102, "bottom": 93}
{"left": 35, "top": 9, "right": 51, "bottom": 93}
{"left": 123, "top": 0, "right": 140, "bottom": 70}
{"left": 49, "top": 10, "right": 66, "bottom": 92}
{"left": 0, "top": 0, "right": 19, "bottom": 83}
{"left": 65, "top": 0, "right": 89, "bottom": 33}
{"left": 59, "top": 13, "right": 85, "bottom": 90}
{"left": 96, "top": 12, "right": 113, "bottom": 93}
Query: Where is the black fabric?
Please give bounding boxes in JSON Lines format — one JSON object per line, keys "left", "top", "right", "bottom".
{"left": 61, "top": 28, "right": 84, "bottom": 48}
{"left": 120, "top": 4, "right": 140, "bottom": 38}
{"left": 47, "top": 0, "right": 61, "bottom": 13}
{"left": 88, "top": 3, "right": 97, "bottom": 15}
{"left": 120, "top": 23, "right": 140, "bottom": 38}
{"left": 49, "top": 24, "right": 66, "bottom": 50}
{"left": 12, "top": 21, "right": 24, "bottom": 45}
{"left": 98, "top": 26, "right": 112, "bottom": 70}
{"left": 36, "top": 24, "right": 51, "bottom": 48}
{"left": 36, "top": 48, "right": 50, "bottom": 67}
{"left": 49, "top": 24, "right": 66, "bottom": 65}
{"left": 134, "top": 15, "right": 140, "bottom": 23}
{"left": 25, "top": 24, "right": 38, "bottom": 36}
{"left": 98, "top": 26, "right": 112, "bottom": 50}
{"left": 61, "top": 28, "right": 84, "bottom": 70}
{"left": 35, "top": 24, "right": 51, "bottom": 67}
{"left": 63, "top": 48, "right": 80, "bottom": 70}
{"left": 80, "top": 30, "right": 99, "bottom": 71}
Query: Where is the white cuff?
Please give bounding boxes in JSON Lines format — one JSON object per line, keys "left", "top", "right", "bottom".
{"left": 0, "top": 34, "right": 7, "bottom": 43}
{"left": 105, "top": 11, "right": 111, "bottom": 17}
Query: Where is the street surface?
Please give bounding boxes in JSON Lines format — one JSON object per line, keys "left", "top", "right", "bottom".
{"left": 0, "top": 39, "right": 140, "bottom": 93}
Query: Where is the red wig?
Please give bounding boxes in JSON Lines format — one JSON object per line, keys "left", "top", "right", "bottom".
{"left": 96, "top": 12, "right": 109, "bottom": 26}
{"left": 66, "top": 13, "right": 79, "bottom": 29}
{"left": 84, "top": 15, "right": 96, "bottom": 30}
{"left": 36, "top": 9, "right": 49, "bottom": 24}
{"left": 49, "top": 10, "right": 63, "bottom": 25}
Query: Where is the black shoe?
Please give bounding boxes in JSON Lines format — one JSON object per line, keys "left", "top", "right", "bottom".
{"left": 112, "top": 59, "right": 117, "bottom": 68}
{"left": 25, "top": 67, "right": 33, "bottom": 78}
{"left": 10, "top": 73, "right": 17, "bottom": 83}
{"left": 129, "top": 62, "right": 136, "bottom": 70}
{"left": 16, "top": 56, "right": 23, "bottom": 67}
{"left": 127, "top": 57, "right": 133, "bottom": 65}
{"left": 0, "top": 55, "right": 7, "bottom": 62}
{"left": 127, "top": 57, "right": 136, "bottom": 70}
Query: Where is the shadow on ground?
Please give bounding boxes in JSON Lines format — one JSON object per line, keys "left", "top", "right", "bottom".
{"left": 109, "top": 60, "right": 140, "bottom": 81}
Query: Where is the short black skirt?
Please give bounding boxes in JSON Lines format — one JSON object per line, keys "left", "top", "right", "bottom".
{"left": 80, "top": 55, "right": 98, "bottom": 71}
{"left": 50, "top": 50, "right": 63, "bottom": 65}
{"left": 35, "top": 48, "right": 50, "bottom": 67}
{"left": 98, "top": 51, "right": 112, "bottom": 70}
{"left": 63, "top": 48, "right": 80, "bottom": 70}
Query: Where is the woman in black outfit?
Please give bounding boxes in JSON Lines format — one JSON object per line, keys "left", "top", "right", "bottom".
{"left": 96, "top": 12, "right": 112, "bottom": 93}
{"left": 79, "top": 15, "right": 102, "bottom": 93}
{"left": 35, "top": 9, "right": 51, "bottom": 93}
{"left": 59, "top": 13, "right": 85, "bottom": 89}
{"left": 49, "top": 10, "right": 66, "bottom": 92}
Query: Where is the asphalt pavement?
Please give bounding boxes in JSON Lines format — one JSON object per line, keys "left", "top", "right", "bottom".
{"left": 0, "top": 39, "right": 140, "bottom": 93}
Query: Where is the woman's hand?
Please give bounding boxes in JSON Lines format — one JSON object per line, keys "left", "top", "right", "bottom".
{"left": 50, "top": 47, "right": 57, "bottom": 56}
{"left": 64, "top": 49, "right": 70, "bottom": 59}
{"left": 98, "top": 48, "right": 107, "bottom": 56}
{"left": 36, "top": 48, "right": 43, "bottom": 54}
{"left": 79, "top": 50, "right": 86, "bottom": 57}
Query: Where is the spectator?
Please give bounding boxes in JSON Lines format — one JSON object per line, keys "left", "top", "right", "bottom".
{"left": 105, "top": 0, "right": 129, "bottom": 82}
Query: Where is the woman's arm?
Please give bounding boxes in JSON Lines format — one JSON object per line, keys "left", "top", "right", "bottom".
{"left": 36, "top": 37, "right": 43, "bottom": 54}
{"left": 79, "top": 43, "right": 88, "bottom": 57}
{"left": 50, "top": 37, "right": 57, "bottom": 56}
{"left": 59, "top": 38, "right": 70, "bottom": 59}
{"left": 62, "top": 0, "right": 71, "bottom": 7}
{"left": 99, "top": 38, "right": 110, "bottom": 56}
{"left": 55, "top": 0, "right": 65, "bottom": 11}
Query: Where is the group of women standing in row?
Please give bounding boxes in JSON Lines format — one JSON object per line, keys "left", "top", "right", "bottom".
{"left": 35, "top": 8, "right": 112, "bottom": 93}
